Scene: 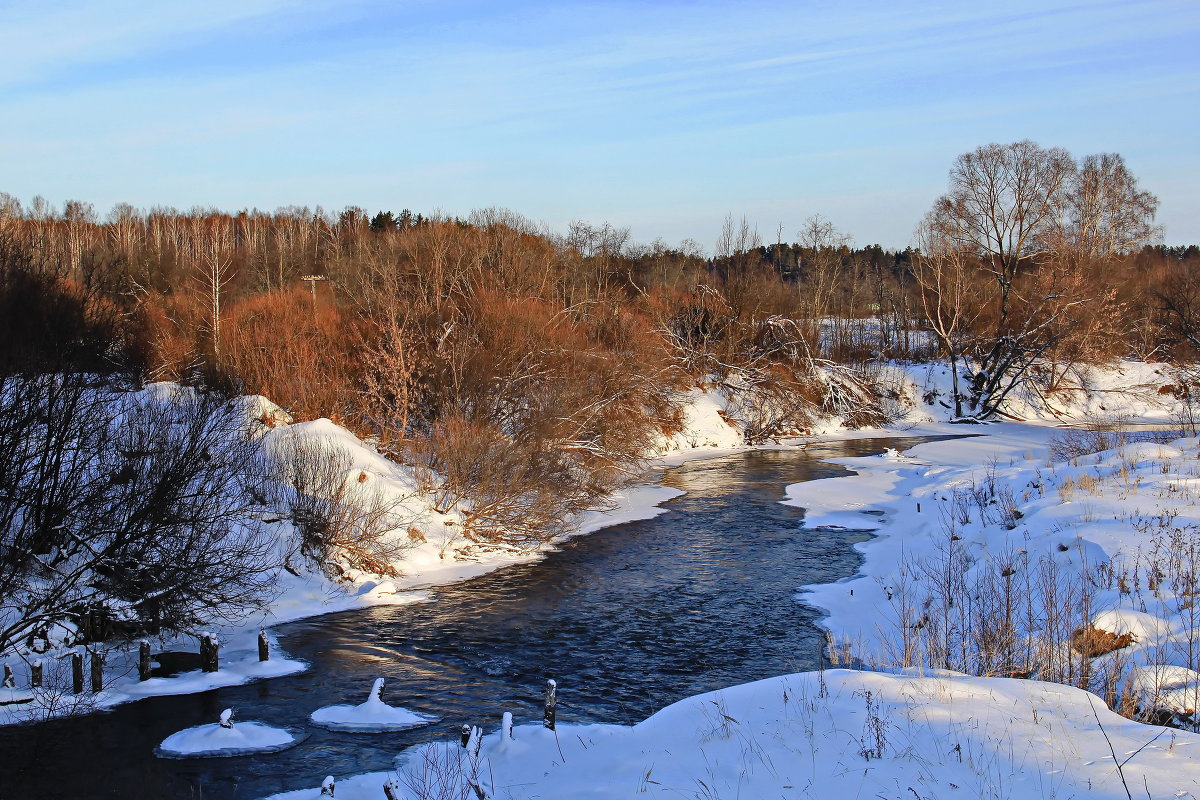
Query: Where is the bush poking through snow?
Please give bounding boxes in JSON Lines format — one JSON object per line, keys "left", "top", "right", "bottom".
{"left": 1072, "top": 625, "right": 1135, "bottom": 658}
{"left": 269, "top": 434, "right": 414, "bottom": 579}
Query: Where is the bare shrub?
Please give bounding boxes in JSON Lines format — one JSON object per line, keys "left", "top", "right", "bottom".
{"left": 222, "top": 288, "right": 359, "bottom": 422}
{"left": 1071, "top": 626, "right": 1134, "bottom": 658}
{"left": 414, "top": 415, "right": 603, "bottom": 547}
{"left": 399, "top": 740, "right": 486, "bottom": 800}
{"left": 0, "top": 377, "right": 279, "bottom": 652}
{"left": 269, "top": 435, "right": 413, "bottom": 578}
{"left": 1048, "top": 420, "right": 1129, "bottom": 462}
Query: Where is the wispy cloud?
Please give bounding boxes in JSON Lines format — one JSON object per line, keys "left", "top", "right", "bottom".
{"left": 0, "top": 0, "right": 1196, "bottom": 245}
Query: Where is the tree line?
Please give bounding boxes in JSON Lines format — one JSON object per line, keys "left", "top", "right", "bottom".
{"left": 0, "top": 140, "right": 1197, "bottom": 651}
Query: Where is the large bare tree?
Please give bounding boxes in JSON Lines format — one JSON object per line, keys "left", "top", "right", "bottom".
{"left": 918, "top": 141, "right": 1158, "bottom": 419}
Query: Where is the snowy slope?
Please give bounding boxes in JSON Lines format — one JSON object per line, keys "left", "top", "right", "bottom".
{"left": 264, "top": 669, "right": 1200, "bottom": 800}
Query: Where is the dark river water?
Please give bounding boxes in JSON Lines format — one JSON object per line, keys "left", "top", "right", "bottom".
{"left": 0, "top": 437, "right": 936, "bottom": 800}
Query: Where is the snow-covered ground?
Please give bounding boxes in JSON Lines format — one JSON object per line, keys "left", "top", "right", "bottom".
{"left": 788, "top": 364, "right": 1200, "bottom": 723}
{"left": 264, "top": 669, "right": 1200, "bottom": 799}
{"left": 9, "top": 359, "right": 1200, "bottom": 799}
{"left": 252, "top": 360, "right": 1200, "bottom": 799}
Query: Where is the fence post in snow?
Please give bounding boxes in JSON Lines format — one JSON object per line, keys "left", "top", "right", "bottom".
{"left": 30, "top": 660, "right": 42, "bottom": 689}
{"left": 71, "top": 652, "right": 83, "bottom": 694}
{"left": 502, "top": 711, "right": 513, "bottom": 740}
{"left": 258, "top": 630, "right": 270, "bottom": 662}
{"left": 138, "top": 641, "right": 152, "bottom": 681}
{"left": 543, "top": 679, "right": 557, "bottom": 731}
{"left": 460, "top": 723, "right": 472, "bottom": 748}
{"left": 201, "top": 634, "right": 219, "bottom": 673}
{"left": 1, "top": 663, "right": 13, "bottom": 688}
{"left": 90, "top": 651, "right": 103, "bottom": 693}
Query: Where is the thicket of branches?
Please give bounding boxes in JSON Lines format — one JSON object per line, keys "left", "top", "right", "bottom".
{"left": 0, "top": 375, "right": 279, "bottom": 655}
{"left": 0, "top": 143, "right": 1194, "bottom": 549}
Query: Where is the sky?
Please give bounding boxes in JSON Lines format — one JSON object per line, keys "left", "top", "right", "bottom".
{"left": 1, "top": 0, "right": 1197, "bottom": 251}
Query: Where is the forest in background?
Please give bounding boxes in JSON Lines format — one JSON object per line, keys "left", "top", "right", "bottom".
{"left": 2, "top": 141, "right": 1199, "bottom": 551}
{"left": 3, "top": 139, "right": 1200, "bottom": 652}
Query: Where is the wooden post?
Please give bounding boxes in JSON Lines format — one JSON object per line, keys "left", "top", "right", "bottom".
{"left": 460, "top": 723, "right": 471, "bottom": 748}
{"left": 90, "top": 651, "right": 103, "bottom": 693}
{"left": 201, "top": 634, "right": 219, "bottom": 673}
{"left": 320, "top": 776, "right": 335, "bottom": 797}
{"left": 543, "top": 678, "right": 557, "bottom": 731}
{"left": 300, "top": 275, "right": 330, "bottom": 315}
{"left": 1, "top": 663, "right": 13, "bottom": 688}
{"left": 71, "top": 652, "right": 84, "bottom": 694}
{"left": 502, "top": 711, "right": 513, "bottom": 741}
{"left": 30, "top": 660, "right": 43, "bottom": 689}
{"left": 258, "top": 630, "right": 270, "bottom": 662}
{"left": 139, "top": 641, "right": 152, "bottom": 681}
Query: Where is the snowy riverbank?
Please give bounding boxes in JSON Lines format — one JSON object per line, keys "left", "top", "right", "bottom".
{"left": 264, "top": 668, "right": 1200, "bottom": 799}
{"left": 251, "top": 360, "right": 1200, "bottom": 799}
{"left": 8, "top": 358, "right": 1199, "bottom": 800}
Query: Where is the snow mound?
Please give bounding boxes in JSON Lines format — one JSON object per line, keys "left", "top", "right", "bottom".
{"left": 156, "top": 710, "right": 306, "bottom": 758}
{"left": 262, "top": 669, "right": 1200, "bottom": 800}
{"left": 0, "top": 687, "right": 33, "bottom": 705}
{"left": 309, "top": 678, "right": 440, "bottom": 733}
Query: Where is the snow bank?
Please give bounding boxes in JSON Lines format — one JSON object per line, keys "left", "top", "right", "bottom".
{"left": 262, "top": 669, "right": 1200, "bottom": 800}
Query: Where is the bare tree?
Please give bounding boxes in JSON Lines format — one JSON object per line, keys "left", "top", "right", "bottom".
{"left": 797, "top": 214, "right": 852, "bottom": 321}
{"left": 194, "top": 218, "right": 235, "bottom": 364}
{"left": 0, "top": 377, "right": 279, "bottom": 653}
{"left": 1063, "top": 153, "right": 1160, "bottom": 264}
{"left": 922, "top": 141, "right": 1157, "bottom": 418}
{"left": 912, "top": 214, "right": 982, "bottom": 418}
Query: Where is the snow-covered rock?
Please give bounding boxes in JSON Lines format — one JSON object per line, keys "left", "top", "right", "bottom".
{"left": 156, "top": 709, "right": 306, "bottom": 758}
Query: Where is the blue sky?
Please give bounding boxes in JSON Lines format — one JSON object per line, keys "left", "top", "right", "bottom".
{"left": 1, "top": 0, "right": 1196, "bottom": 250}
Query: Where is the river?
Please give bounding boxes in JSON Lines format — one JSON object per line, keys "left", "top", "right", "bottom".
{"left": 0, "top": 436, "right": 938, "bottom": 799}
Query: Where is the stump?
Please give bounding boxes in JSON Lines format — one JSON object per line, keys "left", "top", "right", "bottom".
{"left": 258, "top": 630, "right": 270, "bottom": 662}
{"left": 1, "top": 663, "right": 13, "bottom": 689}
{"left": 543, "top": 678, "right": 557, "bottom": 731}
{"left": 90, "top": 651, "right": 104, "bottom": 693}
{"left": 30, "top": 660, "right": 42, "bottom": 689}
{"left": 71, "top": 652, "right": 84, "bottom": 694}
{"left": 138, "top": 641, "right": 152, "bottom": 682}
{"left": 200, "top": 635, "right": 219, "bottom": 673}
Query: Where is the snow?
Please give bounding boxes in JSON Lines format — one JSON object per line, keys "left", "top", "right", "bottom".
{"left": 157, "top": 710, "right": 306, "bottom": 759}
{"left": 262, "top": 670, "right": 1200, "bottom": 800}
{"left": 309, "top": 678, "right": 439, "bottom": 733}
{"left": 0, "top": 687, "right": 33, "bottom": 705}
{"left": 13, "top": 359, "right": 1200, "bottom": 796}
